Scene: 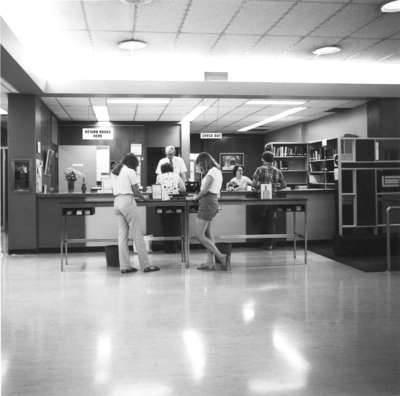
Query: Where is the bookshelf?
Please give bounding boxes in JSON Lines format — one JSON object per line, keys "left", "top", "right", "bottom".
{"left": 265, "top": 143, "right": 308, "bottom": 187}
{"left": 337, "top": 137, "right": 400, "bottom": 237}
{"left": 308, "top": 139, "right": 338, "bottom": 189}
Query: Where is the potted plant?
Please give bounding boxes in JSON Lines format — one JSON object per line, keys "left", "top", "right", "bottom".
{"left": 64, "top": 167, "right": 82, "bottom": 193}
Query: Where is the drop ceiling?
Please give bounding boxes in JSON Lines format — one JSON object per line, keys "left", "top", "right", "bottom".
{"left": 41, "top": 96, "right": 367, "bottom": 133}
{"left": 1, "top": 0, "right": 400, "bottom": 87}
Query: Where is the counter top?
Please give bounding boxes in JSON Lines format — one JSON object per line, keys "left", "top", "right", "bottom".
{"left": 37, "top": 188, "right": 335, "bottom": 199}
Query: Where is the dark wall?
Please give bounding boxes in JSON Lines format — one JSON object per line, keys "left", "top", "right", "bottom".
{"left": 191, "top": 134, "right": 265, "bottom": 185}
{"left": 59, "top": 122, "right": 180, "bottom": 186}
{"left": 7, "top": 94, "right": 59, "bottom": 251}
{"left": 368, "top": 99, "right": 400, "bottom": 138}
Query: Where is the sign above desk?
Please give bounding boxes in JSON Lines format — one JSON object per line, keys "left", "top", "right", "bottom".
{"left": 200, "top": 132, "right": 222, "bottom": 139}
{"left": 82, "top": 128, "right": 113, "bottom": 140}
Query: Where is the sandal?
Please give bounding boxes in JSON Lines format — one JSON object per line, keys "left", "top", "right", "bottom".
{"left": 143, "top": 265, "right": 160, "bottom": 273}
{"left": 197, "top": 264, "right": 216, "bottom": 271}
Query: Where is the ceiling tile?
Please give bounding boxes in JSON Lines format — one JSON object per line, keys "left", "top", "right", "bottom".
{"left": 252, "top": 35, "right": 300, "bottom": 56}
{"left": 212, "top": 34, "right": 259, "bottom": 56}
{"left": 110, "top": 114, "right": 132, "bottom": 121}
{"left": 351, "top": 39, "right": 400, "bottom": 61}
{"left": 334, "top": 37, "right": 379, "bottom": 59}
{"left": 226, "top": 1, "right": 293, "bottom": 35}
{"left": 53, "top": 1, "right": 86, "bottom": 30}
{"left": 311, "top": 4, "right": 378, "bottom": 38}
{"left": 84, "top": 0, "right": 133, "bottom": 31}
{"left": 351, "top": 15, "right": 400, "bottom": 39}
{"left": 181, "top": 0, "right": 243, "bottom": 34}
{"left": 175, "top": 34, "right": 218, "bottom": 55}
{"left": 269, "top": 2, "right": 343, "bottom": 36}
{"left": 136, "top": 0, "right": 187, "bottom": 32}
{"left": 58, "top": 97, "right": 90, "bottom": 106}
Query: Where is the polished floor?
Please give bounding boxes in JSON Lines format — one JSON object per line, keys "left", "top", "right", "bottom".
{"left": 2, "top": 248, "right": 400, "bottom": 396}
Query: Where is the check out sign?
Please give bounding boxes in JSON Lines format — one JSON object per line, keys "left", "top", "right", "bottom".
{"left": 200, "top": 132, "right": 222, "bottom": 139}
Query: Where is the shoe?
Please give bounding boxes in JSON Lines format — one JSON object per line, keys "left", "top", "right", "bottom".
{"left": 215, "top": 253, "right": 230, "bottom": 271}
{"left": 121, "top": 267, "right": 138, "bottom": 274}
{"left": 143, "top": 265, "right": 160, "bottom": 273}
{"left": 197, "top": 264, "right": 216, "bottom": 271}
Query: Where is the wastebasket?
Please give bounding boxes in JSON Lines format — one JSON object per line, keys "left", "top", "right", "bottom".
{"left": 104, "top": 245, "right": 119, "bottom": 268}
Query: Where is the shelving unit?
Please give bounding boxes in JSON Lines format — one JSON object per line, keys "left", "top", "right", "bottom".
{"left": 308, "top": 139, "right": 338, "bottom": 190}
{"left": 265, "top": 142, "right": 308, "bottom": 187}
{"left": 337, "top": 137, "right": 400, "bottom": 237}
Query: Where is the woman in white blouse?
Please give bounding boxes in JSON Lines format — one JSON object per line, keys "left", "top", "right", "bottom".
{"left": 111, "top": 153, "right": 159, "bottom": 274}
{"left": 226, "top": 165, "right": 253, "bottom": 191}
{"left": 194, "top": 152, "right": 231, "bottom": 271}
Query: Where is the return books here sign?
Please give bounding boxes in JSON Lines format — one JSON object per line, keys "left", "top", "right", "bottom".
{"left": 82, "top": 128, "right": 114, "bottom": 140}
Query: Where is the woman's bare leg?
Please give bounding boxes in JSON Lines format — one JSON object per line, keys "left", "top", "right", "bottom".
{"left": 195, "top": 218, "right": 224, "bottom": 264}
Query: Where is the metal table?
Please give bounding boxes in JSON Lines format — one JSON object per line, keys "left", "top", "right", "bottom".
{"left": 60, "top": 198, "right": 188, "bottom": 271}
{"left": 184, "top": 197, "right": 308, "bottom": 267}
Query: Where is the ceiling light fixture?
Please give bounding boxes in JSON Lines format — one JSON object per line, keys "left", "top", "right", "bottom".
{"left": 107, "top": 98, "right": 170, "bottom": 105}
{"left": 180, "top": 105, "right": 209, "bottom": 123}
{"left": 381, "top": 0, "right": 400, "bottom": 12}
{"left": 118, "top": 39, "right": 147, "bottom": 51}
{"left": 238, "top": 107, "right": 306, "bottom": 132}
{"left": 312, "top": 46, "right": 341, "bottom": 56}
{"left": 246, "top": 100, "right": 306, "bottom": 106}
{"left": 92, "top": 106, "right": 110, "bottom": 122}
{"left": 0, "top": 108, "right": 8, "bottom": 115}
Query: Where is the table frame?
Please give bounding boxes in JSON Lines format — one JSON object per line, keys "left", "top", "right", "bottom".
{"left": 60, "top": 197, "right": 308, "bottom": 271}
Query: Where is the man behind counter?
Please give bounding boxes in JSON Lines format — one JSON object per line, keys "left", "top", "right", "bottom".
{"left": 155, "top": 145, "right": 187, "bottom": 253}
{"left": 156, "top": 145, "right": 187, "bottom": 182}
{"left": 252, "top": 150, "right": 287, "bottom": 250}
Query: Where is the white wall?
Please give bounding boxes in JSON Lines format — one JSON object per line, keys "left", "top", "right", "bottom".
{"left": 265, "top": 104, "right": 368, "bottom": 144}
{"left": 304, "top": 105, "right": 367, "bottom": 141}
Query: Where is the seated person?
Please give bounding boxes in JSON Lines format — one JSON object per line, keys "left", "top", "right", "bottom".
{"left": 156, "top": 162, "right": 186, "bottom": 195}
{"left": 226, "top": 165, "right": 253, "bottom": 191}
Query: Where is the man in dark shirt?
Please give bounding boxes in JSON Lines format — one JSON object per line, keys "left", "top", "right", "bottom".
{"left": 252, "top": 151, "right": 287, "bottom": 249}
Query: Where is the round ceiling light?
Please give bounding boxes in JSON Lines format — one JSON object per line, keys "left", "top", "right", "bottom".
{"left": 312, "top": 46, "right": 341, "bottom": 56}
{"left": 381, "top": 0, "right": 400, "bottom": 12}
{"left": 120, "top": 0, "right": 153, "bottom": 5}
{"left": 118, "top": 39, "right": 147, "bottom": 51}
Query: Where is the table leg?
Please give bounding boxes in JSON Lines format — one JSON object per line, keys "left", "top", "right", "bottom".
{"left": 386, "top": 209, "right": 391, "bottom": 272}
{"left": 304, "top": 204, "right": 308, "bottom": 265}
{"left": 293, "top": 211, "right": 297, "bottom": 260}
{"left": 180, "top": 212, "right": 186, "bottom": 264}
{"left": 61, "top": 215, "right": 66, "bottom": 272}
{"left": 185, "top": 203, "right": 190, "bottom": 269}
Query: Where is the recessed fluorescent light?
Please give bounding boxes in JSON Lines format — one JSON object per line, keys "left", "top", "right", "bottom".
{"left": 312, "top": 46, "right": 341, "bottom": 56}
{"left": 238, "top": 107, "right": 306, "bottom": 132}
{"left": 0, "top": 108, "right": 7, "bottom": 115}
{"left": 246, "top": 100, "right": 306, "bottom": 106}
{"left": 180, "top": 105, "right": 209, "bottom": 123}
{"left": 381, "top": 0, "right": 400, "bottom": 12}
{"left": 107, "top": 98, "right": 170, "bottom": 105}
{"left": 118, "top": 39, "right": 147, "bottom": 51}
{"left": 92, "top": 106, "right": 110, "bottom": 122}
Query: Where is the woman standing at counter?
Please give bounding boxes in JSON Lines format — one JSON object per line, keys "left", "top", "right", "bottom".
{"left": 194, "top": 152, "right": 230, "bottom": 271}
{"left": 226, "top": 165, "right": 253, "bottom": 191}
{"left": 112, "top": 153, "right": 159, "bottom": 274}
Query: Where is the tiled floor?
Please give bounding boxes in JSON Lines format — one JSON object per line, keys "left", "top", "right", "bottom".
{"left": 2, "top": 248, "right": 400, "bottom": 396}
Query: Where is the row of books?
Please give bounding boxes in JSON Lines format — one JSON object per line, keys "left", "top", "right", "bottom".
{"left": 268, "top": 145, "right": 307, "bottom": 157}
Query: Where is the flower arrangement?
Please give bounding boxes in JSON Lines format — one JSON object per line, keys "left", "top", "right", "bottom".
{"left": 64, "top": 167, "right": 83, "bottom": 182}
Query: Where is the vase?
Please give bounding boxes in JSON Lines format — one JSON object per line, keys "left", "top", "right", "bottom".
{"left": 67, "top": 180, "right": 75, "bottom": 193}
{"left": 81, "top": 183, "right": 87, "bottom": 194}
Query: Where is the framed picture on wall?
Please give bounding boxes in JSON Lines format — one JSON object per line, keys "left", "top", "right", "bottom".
{"left": 12, "top": 159, "right": 31, "bottom": 192}
{"left": 220, "top": 153, "right": 244, "bottom": 172}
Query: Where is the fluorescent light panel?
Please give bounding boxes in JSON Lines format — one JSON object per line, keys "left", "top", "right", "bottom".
{"left": 93, "top": 106, "right": 110, "bottom": 122}
{"left": 107, "top": 98, "right": 170, "bottom": 105}
{"left": 312, "top": 46, "right": 341, "bottom": 56}
{"left": 180, "top": 105, "right": 209, "bottom": 123}
{"left": 238, "top": 107, "right": 306, "bottom": 132}
{"left": 381, "top": 0, "right": 400, "bottom": 12}
{"left": 246, "top": 100, "right": 306, "bottom": 106}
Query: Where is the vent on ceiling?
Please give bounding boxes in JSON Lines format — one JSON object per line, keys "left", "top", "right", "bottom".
{"left": 325, "top": 107, "right": 349, "bottom": 113}
{"left": 204, "top": 72, "right": 228, "bottom": 81}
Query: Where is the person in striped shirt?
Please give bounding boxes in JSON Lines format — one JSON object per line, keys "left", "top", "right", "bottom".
{"left": 252, "top": 151, "right": 287, "bottom": 249}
